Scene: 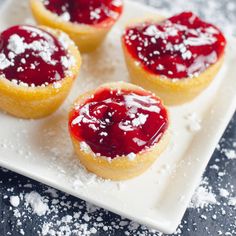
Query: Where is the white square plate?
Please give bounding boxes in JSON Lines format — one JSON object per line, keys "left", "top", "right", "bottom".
{"left": 0, "top": 0, "right": 235, "bottom": 234}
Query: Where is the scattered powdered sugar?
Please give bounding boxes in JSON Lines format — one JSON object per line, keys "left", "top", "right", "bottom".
{"left": 10, "top": 195, "right": 20, "bottom": 207}
{"left": 189, "top": 178, "right": 217, "bottom": 208}
{"left": 52, "top": 81, "right": 62, "bottom": 89}
{"left": 7, "top": 32, "right": 56, "bottom": 65}
{"left": 59, "top": 12, "right": 70, "bottom": 22}
{"left": 1, "top": 181, "right": 165, "bottom": 236}
{"left": 228, "top": 197, "right": 236, "bottom": 207}
{"left": 2, "top": 146, "right": 236, "bottom": 236}
{"left": 127, "top": 152, "right": 136, "bottom": 161}
{"left": 72, "top": 166, "right": 102, "bottom": 190}
{"left": 7, "top": 34, "right": 25, "bottom": 54}
{"left": 25, "top": 191, "right": 49, "bottom": 216}
{"left": 61, "top": 55, "right": 75, "bottom": 69}
{"left": 184, "top": 128, "right": 236, "bottom": 234}
{"left": 185, "top": 112, "right": 202, "bottom": 132}
{"left": 0, "top": 53, "right": 11, "bottom": 70}
{"left": 132, "top": 113, "right": 149, "bottom": 127}
{"left": 222, "top": 149, "right": 236, "bottom": 159}
{"left": 57, "top": 31, "right": 71, "bottom": 50}
{"left": 219, "top": 188, "right": 230, "bottom": 198}
{"left": 80, "top": 141, "right": 92, "bottom": 154}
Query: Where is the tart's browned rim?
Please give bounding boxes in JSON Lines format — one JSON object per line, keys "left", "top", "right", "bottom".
{"left": 30, "top": 0, "right": 124, "bottom": 32}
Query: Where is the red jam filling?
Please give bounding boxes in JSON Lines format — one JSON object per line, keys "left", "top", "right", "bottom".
{"left": 0, "top": 25, "right": 70, "bottom": 86}
{"left": 69, "top": 88, "right": 169, "bottom": 159}
{"left": 43, "top": 0, "right": 123, "bottom": 26}
{"left": 123, "top": 11, "right": 226, "bottom": 79}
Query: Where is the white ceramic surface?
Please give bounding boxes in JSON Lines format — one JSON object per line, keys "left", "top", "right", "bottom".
{"left": 0, "top": 0, "right": 235, "bottom": 234}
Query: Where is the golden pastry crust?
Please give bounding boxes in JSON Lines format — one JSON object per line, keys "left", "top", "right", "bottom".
{"left": 69, "top": 82, "right": 170, "bottom": 181}
{"left": 122, "top": 18, "right": 225, "bottom": 106}
{"left": 0, "top": 26, "right": 81, "bottom": 119}
{"left": 30, "top": 0, "right": 121, "bottom": 53}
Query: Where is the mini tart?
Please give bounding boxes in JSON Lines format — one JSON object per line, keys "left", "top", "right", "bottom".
{"left": 68, "top": 82, "right": 169, "bottom": 180}
{"left": 30, "top": 0, "right": 123, "bottom": 53}
{"left": 122, "top": 12, "right": 226, "bottom": 105}
{"left": 0, "top": 25, "right": 81, "bottom": 119}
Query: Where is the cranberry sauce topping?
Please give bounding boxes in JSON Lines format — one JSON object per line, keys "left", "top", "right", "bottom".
{"left": 0, "top": 25, "right": 73, "bottom": 87}
{"left": 69, "top": 88, "right": 169, "bottom": 159}
{"left": 43, "top": 0, "right": 123, "bottom": 26}
{"left": 123, "top": 12, "right": 226, "bottom": 79}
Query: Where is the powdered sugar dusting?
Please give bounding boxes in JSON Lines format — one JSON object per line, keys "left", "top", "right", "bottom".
{"left": 189, "top": 178, "right": 217, "bottom": 208}
{"left": 223, "top": 149, "right": 236, "bottom": 159}
{"left": 127, "top": 152, "right": 136, "bottom": 161}
{"left": 185, "top": 112, "right": 202, "bottom": 132}
{"left": 0, "top": 53, "right": 11, "bottom": 70}
{"left": 10, "top": 195, "right": 20, "bottom": 207}
{"left": 25, "top": 191, "right": 49, "bottom": 216}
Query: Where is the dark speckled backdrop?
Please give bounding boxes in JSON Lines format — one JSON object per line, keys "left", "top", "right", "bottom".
{"left": 0, "top": 0, "right": 236, "bottom": 235}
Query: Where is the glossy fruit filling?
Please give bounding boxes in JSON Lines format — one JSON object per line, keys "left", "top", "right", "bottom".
{"left": 0, "top": 25, "right": 72, "bottom": 86}
{"left": 123, "top": 11, "right": 226, "bottom": 79}
{"left": 43, "top": 0, "right": 123, "bottom": 26}
{"left": 69, "top": 88, "right": 169, "bottom": 158}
